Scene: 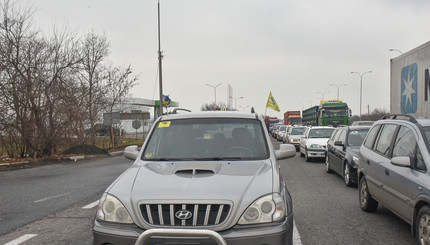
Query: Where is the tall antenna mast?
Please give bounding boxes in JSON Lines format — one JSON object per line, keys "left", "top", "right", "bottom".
{"left": 157, "top": 0, "right": 163, "bottom": 116}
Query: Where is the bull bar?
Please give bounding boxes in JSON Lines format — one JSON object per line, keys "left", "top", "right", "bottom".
{"left": 134, "top": 228, "right": 227, "bottom": 245}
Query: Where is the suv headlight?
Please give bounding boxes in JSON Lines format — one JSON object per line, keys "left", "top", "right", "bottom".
{"left": 97, "top": 193, "right": 133, "bottom": 224}
{"left": 238, "top": 193, "right": 286, "bottom": 225}
{"left": 310, "top": 144, "right": 323, "bottom": 149}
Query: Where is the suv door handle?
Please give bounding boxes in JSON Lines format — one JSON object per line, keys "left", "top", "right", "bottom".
{"left": 385, "top": 169, "right": 389, "bottom": 176}
{"left": 367, "top": 159, "right": 370, "bottom": 165}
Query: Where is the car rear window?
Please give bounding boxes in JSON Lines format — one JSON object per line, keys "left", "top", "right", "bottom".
{"left": 347, "top": 129, "right": 370, "bottom": 146}
{"left": 142, "top": 118, "right": 269, "bottom": 161}
{"left": 308, "top": 128, "right": 334, "bottom": 138}
{"left": 291, "top": 127, "right": 306, "bottom": 135}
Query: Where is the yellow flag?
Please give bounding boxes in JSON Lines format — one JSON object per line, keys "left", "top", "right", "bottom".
{"left": 266, "top": 92, "right": 280, "bottom": 112}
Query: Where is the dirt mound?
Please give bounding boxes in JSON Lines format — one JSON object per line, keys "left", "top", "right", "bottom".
{"left": 63, "top": 145, "right": 107, "bottom": 155}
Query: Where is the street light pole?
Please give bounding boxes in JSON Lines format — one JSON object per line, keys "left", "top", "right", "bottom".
{"left": 330, "top": 83, "right": 347, "bottom": 100}
{"left": 389, "top": 48, "right": 403, "bottom": 54}
{"left": 351, "top": 71, "right": 372, "bottom": 120}
{"left": 316, "top": 91, "right": 330, "bottom": 100}
{"left": 230, "top": 96, "right": 244, "bottom": 109}
{"left": 206, "top": 83, "right": 222, "bottom": 104}
{"left": 157, "top": 0, "right": 164, "bottom": 117}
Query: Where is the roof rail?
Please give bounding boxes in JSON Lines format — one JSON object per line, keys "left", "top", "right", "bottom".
{"left": 170, "top": 108, "right": 192, "bottom": 114}
{"left": 380, "top": 114, "right": 418, "bottom": 123}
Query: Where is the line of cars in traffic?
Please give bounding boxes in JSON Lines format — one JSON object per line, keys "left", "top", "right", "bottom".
{"left": 271, "top": 116, "right": 430, "bottom": 244}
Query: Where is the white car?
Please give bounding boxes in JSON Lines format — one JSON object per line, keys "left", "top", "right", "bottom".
{"left": 299, "top": 126, "right": 335, "bottom": 162}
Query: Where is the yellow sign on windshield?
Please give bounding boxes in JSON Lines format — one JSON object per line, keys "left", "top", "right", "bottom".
{"left": 158, "top": 121, "right": 171, "bottom": 128}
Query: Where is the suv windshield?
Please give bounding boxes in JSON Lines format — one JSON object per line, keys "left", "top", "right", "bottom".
{"left": 142, "top": 118, "right": 269, "bottom": 160}
{"left": 309, "top": 128, "right": 334, "bottom": 138}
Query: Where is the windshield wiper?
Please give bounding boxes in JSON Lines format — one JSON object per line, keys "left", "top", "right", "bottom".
{"left": 194, "top": 157, "right": 243, "bottom": 161}
{"left": 145, "top": 157, "right": 244, "bottom": 161}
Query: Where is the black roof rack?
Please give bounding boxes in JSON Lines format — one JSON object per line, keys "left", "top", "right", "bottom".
{"left": 380, "top": 114, "right": 418, "bottom": 123}
{"left": 170, "top": 108, "right": 191, "bottom": 114}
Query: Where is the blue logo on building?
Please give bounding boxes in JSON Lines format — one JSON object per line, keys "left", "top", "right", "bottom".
{"left": 401, "top": 63, "right": 418, "bottom": 114}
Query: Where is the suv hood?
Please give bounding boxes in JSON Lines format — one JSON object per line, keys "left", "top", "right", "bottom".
{"left": 109, "top": 160, "right": 273, "bottom": 206}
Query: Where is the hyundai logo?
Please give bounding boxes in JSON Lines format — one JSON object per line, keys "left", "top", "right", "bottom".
{"left": 175, "top": 210, "right": 192, "bottom": 220}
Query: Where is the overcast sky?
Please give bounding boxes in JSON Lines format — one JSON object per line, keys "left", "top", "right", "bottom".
{"left": 21, "top": 0, "right": 430, "bottom": 118}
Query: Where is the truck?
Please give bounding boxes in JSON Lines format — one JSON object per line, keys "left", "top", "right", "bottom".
{"left": 284, "top": 111, "right": 302, "bottom": 125}
{"left": 390, "top": 40, "right": 430, "bottom": 116}
{"left": 264, "top": 116, "right": 279, "bottom": 131}
{"left": 302, "top": 100, "right": 350, "bottom": 127}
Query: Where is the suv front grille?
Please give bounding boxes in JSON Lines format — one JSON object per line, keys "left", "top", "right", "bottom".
{"left": 140, "top": 203, "right": 230, "bottom": 227}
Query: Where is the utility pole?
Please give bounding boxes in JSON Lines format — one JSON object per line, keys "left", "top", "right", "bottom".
{"left": 157, "top": 0, "right": 163, "bottom": 117}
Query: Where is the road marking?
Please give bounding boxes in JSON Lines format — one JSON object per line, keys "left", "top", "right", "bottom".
{"left": 33, "top": 192, "right": 71, "bottom": 203}
{"left": 293, "top": 220, "right": 302, "bottom": 245}
{"left": 4, "top": 234, "right": 37, "bottom": 245}
{"left": 82, "top": 200, "right": 99, "bottom": 209}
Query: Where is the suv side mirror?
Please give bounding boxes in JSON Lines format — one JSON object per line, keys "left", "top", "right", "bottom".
{"left": 391, "top": 156, "right": 412, "bottom": 168}
{"left": 276, "top": 144, "right": 296, "bottom": 160}
{"left": 124, "top": 145, "right": 140, "bottom": 160}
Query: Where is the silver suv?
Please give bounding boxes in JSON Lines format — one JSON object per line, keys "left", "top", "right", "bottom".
{"left": 93, "top": 111, "right": 296, "bottom": 245}
{"left": 358, "top": 114, "right": 430, "bottom": 243}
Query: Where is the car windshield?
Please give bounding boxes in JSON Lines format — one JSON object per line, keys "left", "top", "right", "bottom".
{"left": 308, "top": 128, "right": 334, "bottom": 138}
{"left": 142, "top": 118, "right": 269, "bottom": 161}
{"left": 347, "top": 129, "right": 370, "bottom": 146}
{"left": 291, "top": 128, "right": 306, "bottom": 135}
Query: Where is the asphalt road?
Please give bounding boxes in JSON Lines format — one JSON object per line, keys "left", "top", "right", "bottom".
{"left": 0, "top": 140, "right": 418, "bottom": 245}
{"left": 273, "top": 139, "right": 416, "bottom": 245}
{"left": 0, "top": 155, "right": 133, "bottom": 241}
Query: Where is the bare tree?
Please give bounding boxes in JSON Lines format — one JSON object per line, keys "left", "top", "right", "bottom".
{"left": 104, "top": 65, "right": 138, "bottom": 148}
{"left": 79, "top": 31, "right": 110, "bottom": 145}
{"left": 0, "top": 1, "right": 137, "bottom": 157}
{"left": 201, "top": 102, "right": 233, "bottom": 111}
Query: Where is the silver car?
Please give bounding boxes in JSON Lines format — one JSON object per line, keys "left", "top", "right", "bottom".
{"left": 358, "top": 115, "right": 430, "bottom": 244}
{"left": 93, "top": 111, "right": 296, "bottom": 245}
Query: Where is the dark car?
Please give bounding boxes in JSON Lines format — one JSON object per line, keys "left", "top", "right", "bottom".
{"left": 358, "top": 114, "right": 430, "bottom": 243}
{"left": 325, "top": 125, "right": 370, "bottom": 186}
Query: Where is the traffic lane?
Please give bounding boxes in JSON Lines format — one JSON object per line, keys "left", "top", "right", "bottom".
{"left": 0, "top": 155, "right": 133, "bottom": 236}
{"left": 278, "top": 145, "right": 415, "bottom": 244}
{"left": 0, "top": 198, "right": 98, "bottom": 245}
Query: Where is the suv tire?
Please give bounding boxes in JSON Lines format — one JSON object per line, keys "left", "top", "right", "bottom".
{"left": 359, "top": 176, "right": 378, "bottom": 212}
{"left": 416, "top": 205, "right": 430, "bottom": 245}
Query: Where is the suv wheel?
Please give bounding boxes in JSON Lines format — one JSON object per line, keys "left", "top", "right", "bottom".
{"left": 344, "top": 162, "right": 353, "bottom": 187}
{"left": 325, "top": 156, "right": 333, "bottom": 173}
{"left": 416, "top": 205, "right": 430, "bottom": 245}
{"left": 359, "top": 176, "right": 378, "bottom": 212}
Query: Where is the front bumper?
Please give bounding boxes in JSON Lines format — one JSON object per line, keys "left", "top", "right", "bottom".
{"left": 93, "top": 213, "right": 294, "bottom": 245}
{"left": 306, "top": 149, "right": 326, "bottom": 158}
